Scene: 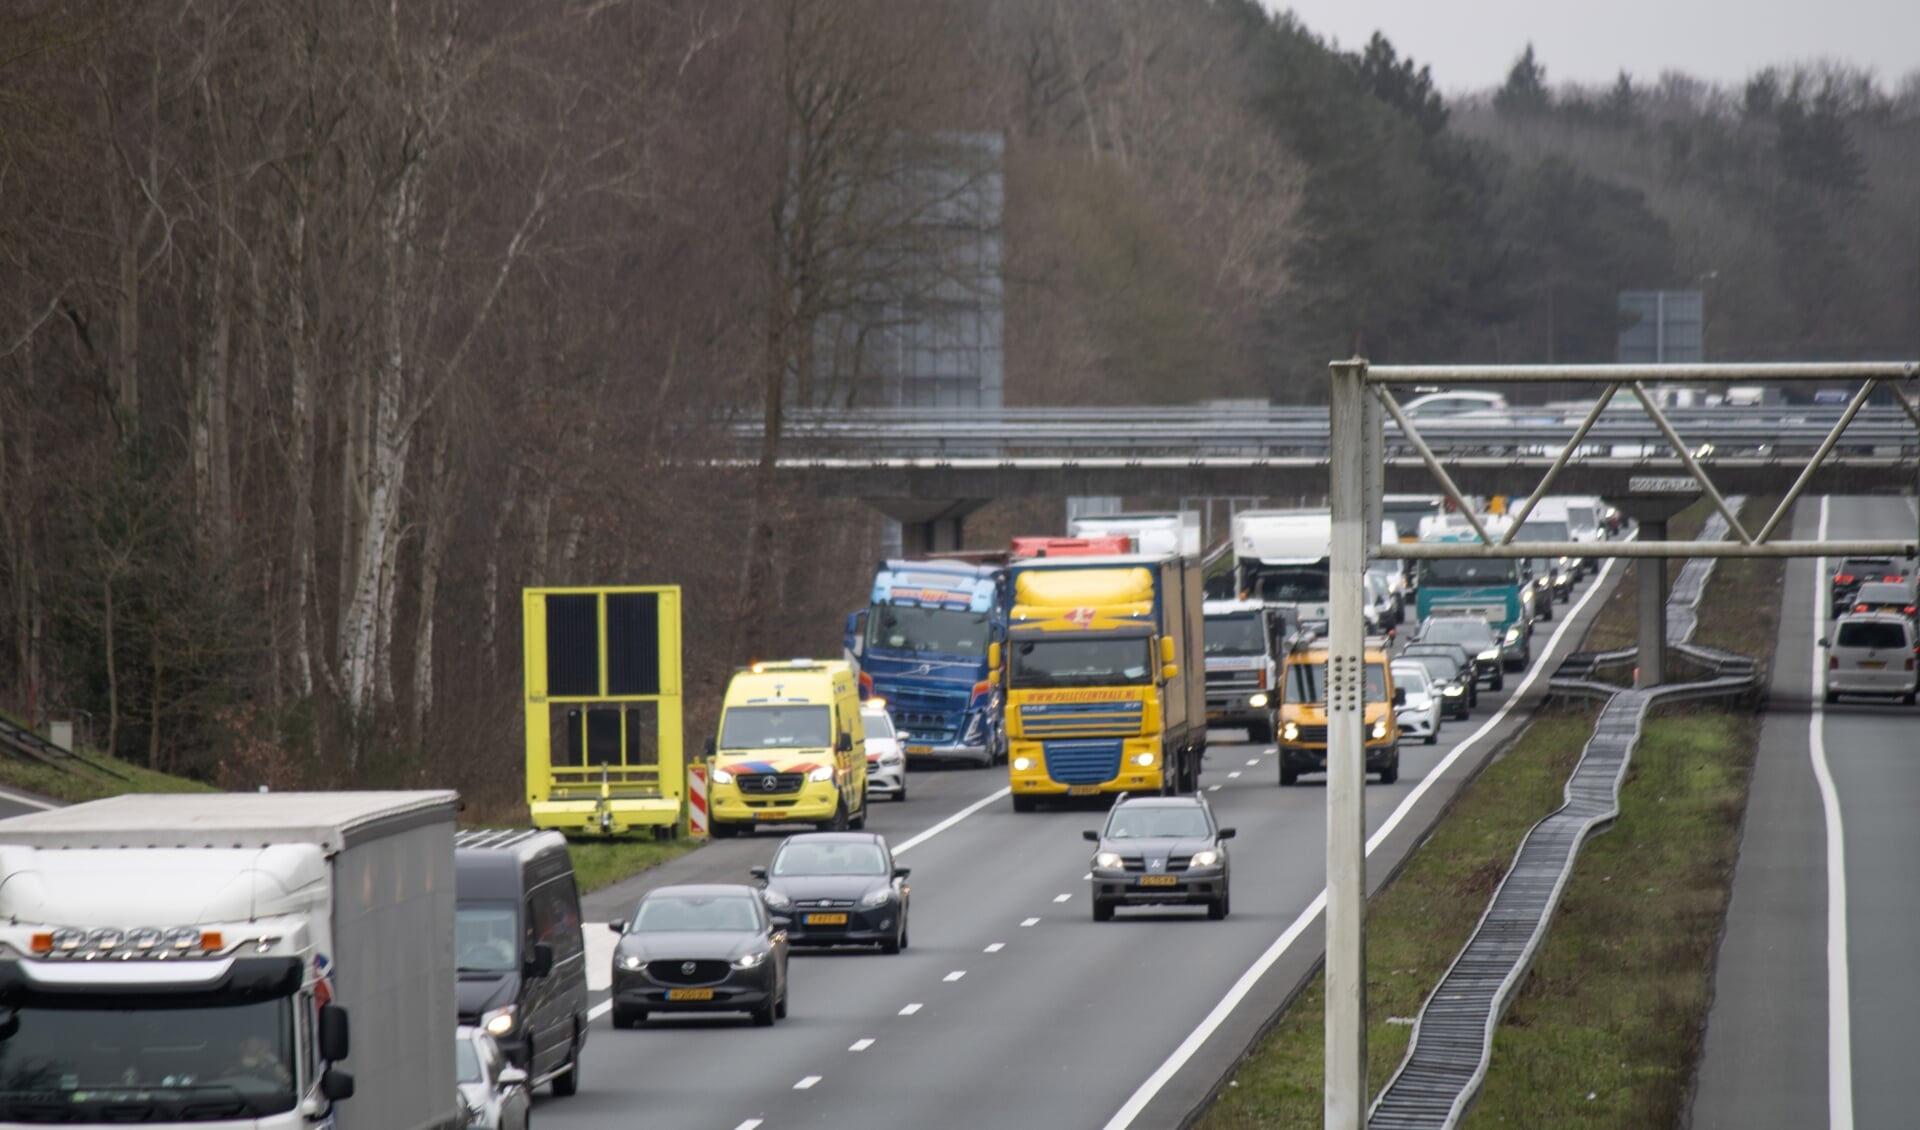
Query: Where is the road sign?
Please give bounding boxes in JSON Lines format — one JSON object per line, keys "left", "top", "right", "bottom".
{"left": 1627, "top": 476, "right": 1697, "bottom": 493}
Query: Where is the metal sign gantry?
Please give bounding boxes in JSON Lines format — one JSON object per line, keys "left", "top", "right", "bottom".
{"left": 1323, "top": 358, "right": 1919, "bottom": 1130}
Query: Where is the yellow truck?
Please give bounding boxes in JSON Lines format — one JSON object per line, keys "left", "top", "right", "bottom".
{"left": 705, "top": 660, "right": 869, "bottom": 836}
{"left": 1277, "top": 638, "right": 1403, "bottom": 786}
{"left": 997, "top": 554, "right": 1207, "bottom": 811}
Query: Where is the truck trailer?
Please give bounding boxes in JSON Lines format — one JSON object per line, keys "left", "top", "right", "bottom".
{"left": 0, "top": 791, "right": 460, "bottom": 1130}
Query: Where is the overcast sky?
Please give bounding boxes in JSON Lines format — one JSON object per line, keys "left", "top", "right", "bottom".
{"left": 1274, "top": 0, "right": 1920, "bottom": 94}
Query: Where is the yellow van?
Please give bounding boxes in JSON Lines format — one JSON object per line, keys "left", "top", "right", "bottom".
{"left": 1277, "top": 640, "right": 1402, "bottom": 786}
{"left": 706, "top": 660, "right": 869, "bottom": 836}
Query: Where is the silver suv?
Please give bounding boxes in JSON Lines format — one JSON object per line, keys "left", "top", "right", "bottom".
{"left": 1820, "top": 613, "right": 1919, "bottom": 705}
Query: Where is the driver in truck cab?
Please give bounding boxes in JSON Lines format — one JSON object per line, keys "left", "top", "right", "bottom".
{"left": 706, "top": 660, "right": 870, "bottom": 837}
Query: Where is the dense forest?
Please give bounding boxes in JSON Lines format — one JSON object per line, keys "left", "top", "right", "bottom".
{"left": 1, "top": 0, "right": 1915, "bottom": 803}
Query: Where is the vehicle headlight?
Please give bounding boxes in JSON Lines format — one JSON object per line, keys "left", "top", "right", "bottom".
{"left": 1371, "top": 717, "right": 1389, "bottom": 740}
{"left": 1248, "top": 692, "right": 1269, "bottom": 708}
{"left": 1281, "top": 721, "right": 1299, "bottom": 741}
{"left": 481, "top": 1005, "right": 517, "bottom": 1036}
{"left": 1443, "top": 685, "right": 1463, "bottom": 696}
{"left": 731, "top": 950, "right": 769, "bottom": 970}
{"left": 1133, "top": 752, "right": 1156, "bottom": 767}
{"left": 1477, "top": 648, "right": 1500, "bottom": 662}
{"left": 761, "top": 888, "right": 792, "bottom": 910}
{"left": 1189, "top": 849, "right": 1220, "bottom": 868}
{"left": 711, "top": 767, "right": 734, "bottom": 785}
{"left": 1094, "top": 851, "right": 1124, "bottom": 869}
{"left": 1503, "top": 626, "right": 1521, "bottom": 644}
{"left": 618, "top": 953, "right": 643, "bottom": 971}
{"left": 807, "top": 765, "right": 834, "bottom": 783}
{"left": 860, "top": 887, "right": 894, "bottom": 909}
{"left": 881, "top": 754, "right": 902, "bottom": 766}
{"left": 1012, "top": 757, "right": 1034, "bottom": 771}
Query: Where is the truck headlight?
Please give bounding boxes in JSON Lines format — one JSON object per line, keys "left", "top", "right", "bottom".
{"left": 1248, "top": 693, "right": 1269, "bottom": 708}
{"left": 860, "top": 887, "right": 894, "bottom": 909}
{"left": 1012, "top": 757, "right": 1034, "bottom": 771}
{"left": 711, "top": 767, "right": 734, "bottom": 785}
{"left": 1281, "top": 721, "right": 1299, "bottom": 742}
{"left": 1133, "top": 752, "right": 1156, "bottom": 767}
{"left": 1189, "top": 849, "right": 1220, "bottom": 868}
{"left": 1371, "top": 717, "right": 1389, "bottom": 740}
{"left": 1094, "top": 851, "right": 1124, "bottom": 869}
{"left": 807, "top": 766, "right": 834, "bottom": 783}
{"left": 481, "top": 1005, "right": 517, "bottom": 1037}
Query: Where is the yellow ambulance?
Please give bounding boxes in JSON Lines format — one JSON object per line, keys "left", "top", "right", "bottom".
{"left": 706, "top": 660, "right": 869, "bottom": 837}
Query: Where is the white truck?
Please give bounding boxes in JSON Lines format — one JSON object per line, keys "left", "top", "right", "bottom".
{"left": 0, "top": 791, "right": 461, "bottom": 1130}
{"left": 1068, "top": 511, "right": 1203, "bottom": 558}
{"left": 1231, "top": 509, "right": 1334, "bottom": 630}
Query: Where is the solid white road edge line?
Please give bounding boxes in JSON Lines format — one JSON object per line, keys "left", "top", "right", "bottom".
{"left": 892, "top": 787, "right": 1012, "bottom": 856}
{"left": 1812, "top": 496, "right": 1854, "bottom": 1130}
{"left": 1100, "top": 552, "right": 1627, "bottom": 1130}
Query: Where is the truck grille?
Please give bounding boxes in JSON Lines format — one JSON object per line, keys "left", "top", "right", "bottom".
{"left": 734, "top": 772, "right": 803, "bottom": 794}
{"left": 1290, "top": 725, "right": 1328, "bottom": 744}
{"left": 1045, "top": 739, "right": 1123, "bottom": 784}
{"left": 885, "top": 685, "right": 967, "bottom": 744}
{"left": 1020, "top": 700, "right": 1143, "bottom": 738}
{"left": 646, "top": 959, "right": 730, "bottom": 986}
{"left": 1205, "top": 670, "right": 1262, "bottom": 689}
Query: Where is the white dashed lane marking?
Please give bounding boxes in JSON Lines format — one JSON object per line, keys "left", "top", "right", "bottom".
{"left": 899, "top": 1003, "right": 923, "bottom": 1015}
{"left": 1208, "top": 785, "right": 1222, "bottom": 792}
{"left": 1054, "top": 893, "right": 1072, "bottom": 903}
{"left": 1227, "top": 771, "right": 1241, "bottom": 779}
{"left": 984, "top": 942, "right": 1005, "bottom": 953}
{"left": 795, "top": 1076, "right": 822, "bottom": 1090}
{"left": 944, "top": 970, "right": 967, "bottom": 982}
{"left": 734, "top": 1121, "right": 764, "bottom": 1130}
{"left": 1020, "top": 917, "right": 1040, "bottom": 927}
{"left": 1245, "top": 758, "right": 1259, "bottom": 766}
{"left": 850, "top": 1038, "right": 875, "bottom": 1052}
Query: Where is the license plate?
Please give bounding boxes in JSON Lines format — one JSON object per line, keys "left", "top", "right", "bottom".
{"left": 906, "top": 744, "right": 932, "bottom": 754}
{"left": 805, "top": 913, "right": 848, "bottom": 925}
{"left": 667, "top": 988, "right": 714, "bottom": 1001}
{"left": 1860, "top": 661, "right": 1885, "bottom": 669}
{"left": 1067, "top": 785, "right": 1101, "bottom": 796}
{"left": 1138, "top": 875, "right": 1178, "bottom": 887}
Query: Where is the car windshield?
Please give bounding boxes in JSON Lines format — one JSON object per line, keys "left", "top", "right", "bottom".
{"left": 866, "top": 604, "right": 990, "bottom": 656}
{"left": 1834, "top": 558, "right": 1901, "bottom": 580}
{"left": 1204, "top": 614, "right": 1266, "bottom": 656}
{"left": 773, "top": 841, "right": 888, "bottom": 876}
{"left": 1836, "top": 620, "right": 1908, "bottom": 649}
{"left": 1422, "top": 620, "right": 1495, "bottom": 648}
{"left": 1403, "top": 655, "right": 1458, "bottom": 684}
{"left": 456, "top": 903, "right": 522, "bottom": 972}
{"left": 456, "top": 1039, "right": 483, "bottom": 1084}
{"left": 1420, "top": 558, "right": 1520, "bottom": 585}
{"left": 633, "top": 895, "right": 761, "bottom": 933}
{"left": 1104, "top": 806, "right": 1211, "bottom": 839}
{"left": 1287, "top": 662, "right": 1389, "bottom": 703}
{"left": 719, "top": 705, "right": 831, "bottom": 749}
{"left": 0, "top": 997, "right": 296, "bottom": 1119}
{"left": 860, "top": 710, "right": 895, "bottom": 738}
{"left": 1852, "top": 584, "right": 1912, "bottom": 604}
{"left": 1392, "top": 666, "right": 1430, "bottom": 695}
{"left": 1009, "top": 636, "right": 1153, "bottom": 687}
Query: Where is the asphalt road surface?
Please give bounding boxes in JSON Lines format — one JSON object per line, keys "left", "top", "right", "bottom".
{"left": 539, "top": 562, "right": 1628, "bottom": 1130}
{"left": 1693, "top": 495, "right": 1920, "bottom": 1130}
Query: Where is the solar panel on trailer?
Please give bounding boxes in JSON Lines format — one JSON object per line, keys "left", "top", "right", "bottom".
{"left": 545, "top": 593, "right": 599, "bottom": 696}
{"left": 606, "top": 592, "right": 661, "bottom": 696}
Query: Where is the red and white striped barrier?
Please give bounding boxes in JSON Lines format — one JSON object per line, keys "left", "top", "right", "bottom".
{"left": 687, "top": 762, "right": 710, "bottom": 838}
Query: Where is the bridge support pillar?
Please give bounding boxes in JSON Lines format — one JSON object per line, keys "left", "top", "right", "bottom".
{"left": 867, "top": 499, "right": 987, "bottom": 556}
{"left": 1636, "top": 518, "right": 1669, "bottom": 688}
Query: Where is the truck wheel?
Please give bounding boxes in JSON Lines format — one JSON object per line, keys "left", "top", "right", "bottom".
{"left": 1012, "top": 794, "right": 1037, "bottom": 813}
{"left": 710, "top": 821, "right": 739, "bottom": 839}
{"left": 1092, "top": 899, "right": 1114, "bottom": 922}
{"left": 827, "top": 797, "right": 850, "bottom": 832}
{"left": 1379, "top": 752, "right": 1400, "bottom": 785}
{"left": 849, "top": 789, "right": 868, "bottom": 830}
{"left": 550, "top": 1028, "right": 580, "bottom": 1096}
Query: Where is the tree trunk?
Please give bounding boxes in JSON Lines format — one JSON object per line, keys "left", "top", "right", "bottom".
{"left": 410, "top": 426, "right": 454, "bottom": 748}
{"left": 103, "top": 576, "right": 119, "bottom": 758}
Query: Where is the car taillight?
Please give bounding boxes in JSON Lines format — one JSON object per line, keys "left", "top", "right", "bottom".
{"left": 1854, "top": 603, "right": 1869, "bottom": 613}
{"left": 1885, "top": 576, "right": 1904, "bottom": 583}
{"left": 1906, "top": 606, "right": 1917, "bottom": 616}
{"left": 1834, "top": 574, "right": 1855, "bottom": 585}
{"left": 1906, "top": 658, "right": 1915, "bottom": 671}
{"left": 1830, "top": 656, "right": 1839, "bottom": 669}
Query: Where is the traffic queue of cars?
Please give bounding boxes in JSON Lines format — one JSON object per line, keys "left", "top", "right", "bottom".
{"left": 1821, "top": 555, "right": 1920, "bottom": 705}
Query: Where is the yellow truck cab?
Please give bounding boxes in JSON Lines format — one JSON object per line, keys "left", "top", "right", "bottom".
{"left": 1277, "top": 638, "right": 1402, "bottom": 786}
{"left": 706, "top": 660, "right": 868, "bottom": 837}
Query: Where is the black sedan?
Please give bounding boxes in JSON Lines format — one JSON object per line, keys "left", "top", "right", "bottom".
{"left": 1397, "top": 645, "right": 1476, "bottom": 717}
{"left": 752, "top": 832, "right": 911, "bottom": 953}
{"left": 1085, "top": 795, "right": 1234, "bottom": 921}
{"left": 608, "top": 883, "right": 788, "bottom": 1028}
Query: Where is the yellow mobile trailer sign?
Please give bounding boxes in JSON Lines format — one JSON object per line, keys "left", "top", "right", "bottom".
{"left": 523, "top": 586, "right": 684, "bottom": 837}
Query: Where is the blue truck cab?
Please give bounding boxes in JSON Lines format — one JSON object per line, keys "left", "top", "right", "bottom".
{"left": 845, "top": 559, "right": 1007, "bottom": 768}
{"left": 1412, "top": 533, "right": 1536, "bottom": 671}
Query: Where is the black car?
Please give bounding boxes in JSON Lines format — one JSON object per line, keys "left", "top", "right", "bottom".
{"left": 608, "top": 883, "right": 789, "bottom": 1028}
{"left": 1830, "top": 556, "right": 1910, "bottom": 617}
{"left": 752, "top": 831, "right": 911, "bottom": 953}
{"left": 1396, "top": 649, "right": 1474, "bottom": 720}
{"left": 1413, "top": 617, "right": 1505, "bottom": 690}
{"left": 1084, "top": 795, "right": 1234, "bottom": 921}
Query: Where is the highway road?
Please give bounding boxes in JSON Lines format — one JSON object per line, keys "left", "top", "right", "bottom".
{"left": 538, "top": 564, "right": 1627, "bottom": 1130}
{"left": 1693, "top": 495, "right": 1920, "bottom": 1130}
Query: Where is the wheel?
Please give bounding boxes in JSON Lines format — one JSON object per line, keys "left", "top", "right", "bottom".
{"left": 881, "top": 916, "right": 903, "bottom": 954}
{"left": 1905, "top": 690, "right": 1917, "bottom": 706}
{"left": 849, "top": 789, "right": 868, "bottom": 829}
{"left": 1824, "top": 689, "right": 1839, "bottom": 705}
{"left": 549, "top": 1027, "right": 580, "bottom": 1095}
{"left": 1207, "top": 891, "right": 1229, "bottom": 920}
{"left": 827, "top": 797, "right": 849, "bottom": 831}
{"left": 611, "top": 1006, "right": 639, "bottom": 1030}
{"left": 1247, "top": 720, "right": 1272, "bottom": 743}
{"left": 1280, "top": 767, "right": 1298, "bottom": 787}
{"left": 1468, "top": 686, "right": 1479, "bottom": 708}
{"left": 1092, "top": 899, "right": 1114, "bottom": 922}
{"left": 775, "top": 980, "right": 789, "bottom": 1019}
{"left": 895, "top": 781, "right": 908, "bottom": 802}
{"left": 710, "top": 821, "right": 741, "bottom": 839}
{"left": 1491, "top": 672, "right": 1505, "bottom": 692}
{"left": 1424, "top": 729, "right": 1438, "bottom": 746}
{"left": 1540, "top": 603, "right": 1554, "bottom": 622}
{"left": 1012, "top": 794, "right": 1037, "bottom": 813}
{"left": 900, "top": 911, "right": 909, "bottom": 950}
{"left": 752, "top": 999, "right": 776, "bottom": 1027}
{"left": 1379, "top": 753, "right": 1400, "bottom": 785}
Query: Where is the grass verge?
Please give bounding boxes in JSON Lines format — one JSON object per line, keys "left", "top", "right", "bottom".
{"left": 567, "top": 838, "right": 699, "bottom": 894}
{"left": 0, "top": 754, "right": 216, "bottom": 803}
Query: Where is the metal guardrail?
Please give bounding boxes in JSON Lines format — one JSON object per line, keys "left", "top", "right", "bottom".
{"left": 0, "top": 714, "right": 130, "bottom": 782}
{"left": 1369, "top": 509, "right": 1757, "bottom": 1129}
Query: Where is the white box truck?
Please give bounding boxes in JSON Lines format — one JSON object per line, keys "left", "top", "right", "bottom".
{"left": 1068, "top": 511, "right": 1203, "bottom": 557}
{"left": 0, "top": 791, "right": 460, "bottom": 1130}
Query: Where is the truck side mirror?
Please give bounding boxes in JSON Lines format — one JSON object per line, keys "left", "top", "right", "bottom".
{"left": 318, "top": 1003, "right": 351, "bottom": 1062}
{"left": 988, "top": 642, "right": 1002, "bottom": 674}
{"left": 704, "top": 735, "right": 716, "bottom": 758}
{"left": 319, "top": 1068, "right": 355, "bottom": 1102}
{"left": 1393, "top": 687, "right": 1407, "bottom": 706}
{"left": 1162, "top": 663, "right": 1179, "bottom": 681}
{"left": 1160, "top": 637, "right": 1175, "bottom": 664}
{"left": 837, "top": 732, "right": 853, "bottom": 753}
{"left": 525, "top": 941, "right": 555, "bottom": 979}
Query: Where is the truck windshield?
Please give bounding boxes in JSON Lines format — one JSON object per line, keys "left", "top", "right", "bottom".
{"left": 1009, "top": 637, "right": 1153, "bottom": 687}
{"left": 457, "top": 902, "right": 522, "bottom": 972}
{"left": 1419, "top": 559, "right": 1519, "bottom": 586}
{"left": 1512, "top": 520, "right": 1570, "bottom": 542}
{"left": 0, "top": 997, "right": 296, "bottom": 1120}
{"left": 1287, "top": 662, "right": 1389, "bottom": 703}
{"left": 1248, "top": 568, "right": 1328, "bottom": 603}
{"left": 719, "top": 705, "right": 832, "bottom": 749}
{"left": 866, "top": 604, "right": 991, "bottom": 656}
{"left": 1203, "top": 615, "right": 1266, "bottom": 656}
